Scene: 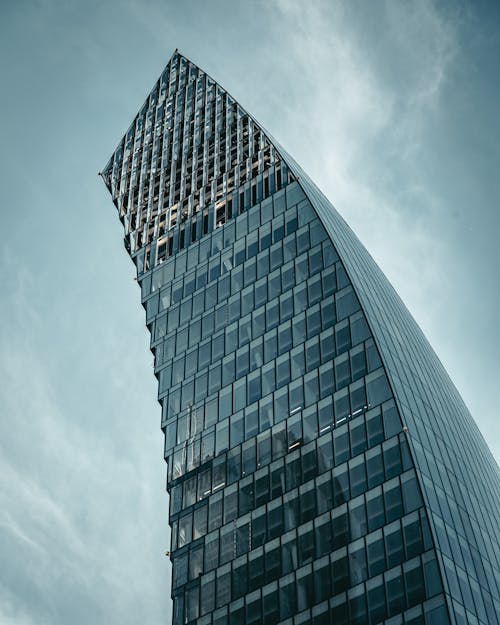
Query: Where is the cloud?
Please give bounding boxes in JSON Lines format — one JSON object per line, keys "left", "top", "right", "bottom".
{"left": 0, "top": 256, "right": 169, "bottom": 624}
{"left": 262, "top": 0, "right": 457, "bottom": 308}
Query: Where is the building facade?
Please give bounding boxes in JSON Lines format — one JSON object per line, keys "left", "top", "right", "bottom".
{"left": 101, "top": 51, "right": 500, "bottom": 625}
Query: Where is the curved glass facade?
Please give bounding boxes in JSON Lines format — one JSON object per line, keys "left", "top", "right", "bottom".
{"left": 102, "top": 51, "right": 500, "bottom": 625}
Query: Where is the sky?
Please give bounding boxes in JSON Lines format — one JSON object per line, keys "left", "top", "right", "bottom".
{"left": 1, "top": 1, "right": 499, "bottom": 623}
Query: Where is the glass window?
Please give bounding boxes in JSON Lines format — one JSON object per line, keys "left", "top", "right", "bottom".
{"left": 294, "top": 283, "right": 308, "bottom": 314}
{"left": 367, "top": 530, "right": 386, "bottom": 577}
{"left": 349, "top": 455, "right": 367, "bottom": 497}
{"left": 222, "top": 354, "right": 235, "bottom": 386}
{"left": 332, "top": 504, "right": 350, "bottom": 549}
{"left": 268, "top": 498, "right": 283, "bottom": 539}
{"left": 271, "top": 423, "right": 287, "bottom": 460}
{"left": 186, "top": 586, "right": 199, "bottom": 620}
{"left": 285, "top": 449, "right": 302, "bottom": 492}
{"left": 308, "top": 274, "right": 322, "bottom": 305}
{"left": 289, "top": 379, "right": 303, "bottom": 413}
{"left": 251, "top": 510, "right": 266, "bottom": 549}
{"left": 283, "top": 233, "right": 297, "bottom": 262}
{"left": 259, "top": 396, "right": 273, "bottom": 431}
{"left": 242, "top": 439, "right": 256, "bottom": 475}
{"left": 239, "top": 476, "right": 254, "bottom": 516}
{"left": 290, "top": 345, "right": 305, "bottom": 379}
{"left": 257, "top": 249, "right": 270, "bottom": 279}
{"left": 255, "top": 277, "right": 267, "bottom": 307}
{"left": 279, "top": 291, "right": 294, "bottom": 322}
{"left": 349, "top": 495, "right": 367, "bottom": 540}
{"left": 248, "top": 370, "right": 262, "bottom": 404}
{"left": 250, "top": 338, "right": 263, "bottom": 370}
{"left": 350, "top": 344, "right": 367, "bottom": 381}
{"left": 366, "top": 407, "right": 384, "bottom": 446}
{"left": 232, "top": 560, "right": 247, "bottom": 600}
{"left": 335, "top": 320, "right": 351, "bottom": 354}
{"left": 244, "top": 257, "right": 257, "bottom": 286}
{"left": 241, "top": 285, "right": 254, "bottom": 315}
{"left": 208, "top": 363, "right": 221, "bottom": 395}
{"left": 423, "top": 552, "right": 443, "bottom": 598}
{"left": 334, "top": 387, "right": 350, "bottom": 424}
{"left": 366, "top": 576, "right": 386, "bottom": 624}
{"left": 269, "top": 242, "right": 283, "bottom": 271}
{"left": 189, "top": 545, "right": 203, "bottom": 580}
{"left": 320, "top": 329, "right": 335, "bottom": 362}
{"left": 333, "top": 424, "right": 350, "bottom": 464}
{"left": 292, "top": 313, "right": 306, "bottom": 347}
{"left": 247, "top": 232, "right": 259, "bottom": 257}
{"left": 233, "top": 377, "right": 246, "bottom": 412}
{"left": 349, "top": 538, "right": 367, "bottom": 585}
{"left": 305, "top": 339, "right": 320, "bottom": 375}
{"left": 331, "top": 547, "right": 349, "bottom": 594}
{"left": 260, "top": 223, "right": 272, "bottom": 250}
{"left": 335, "top": 352, "right": 350, "bottom": 390}
{"left": 318, "top": 396, "right": 334, "bottom": 433}
{"left": 404, "top": 557, "right": 425, "bottom": 608}
{"left": 401, "top": 472, "right": 423, "bottom": 514}
{"left": 274, "top": 386, "right": 289, "bottom": 423}
{"left": 216, "top": 564, "right": 231, "bottom": 608}
{"left": 402, "top": 512, "right": 424, "bottom": 559}
{"left": 296, "top": 225, "right": 310, "bottom": 253}
{"left": 316, "top": 471, "right": 333, "bottom": 514}
{"left": 254, "top": 467, "right": 269, "bottom": 508}
{"left": 383, "top": 438, "right": 402, "bottom": 479}
{"left": 366, "top": 447, "right": 384, "bottom": 489}
{"left": 366, "top": 369, "right": 392, "bottom": 407}
{"left": 304, "top": 371, "right": 319, "bottom": 407}
{"left": 307, "top": 304, "right": 321, "bottom": 335}
{"left": 178, "top": 513, "right": 192, "bottom": 547}
{"left": 173, "top": 552, "right": 188, "bottom": 588}
{"left": 239, "top": 315, "right": 252, "bottom": 346}
{"left": 333, "top": 464, "right": 350, "bottom": 506}
{"left": 309, "top": 244, "right": 324, "bottom": 272}
{"left": 383, "top": 401, "right": 401, "bottom": 438}
{"left": 384, "top": 519, "right": 404, "bottom": 567}
{"left": 366, "top": 338, "right": 382, "bottom": 371}
{"left": 266, "top": 300, "right": 280, "bottom": 330}
{"left": 219, "top": 386, "right": 232, "bottom": 420}
{"left": 264, "top": 330, "right": 277, "bottom": 362}
{"left": 298, "top": 522, "right": 315, "bottom": 568}
{"left": 295, "top": 255, "right": 308, "bottom": 283}
{"left": 236, "top": 345, "right": 249, "bottom": 378}
{"left": 320, "top": 295, "right": 336, "bottom": 329}
{"left": 384, "top": 477, "right": 404, "bottom": 522}
{"left": 350, "top": 378, "right": 367, "bottom": 415}
{"left": 245, "top": 404, "right": 259, "bottom": 440}
{"left": 278, "top": 322, "right": 292, "bottom": 355}
{"left": 227, "top": 447, "right": 241, "bottom": 485}
{"left": 279, "top": 573, "right": 296, "bottom": 619}
{"left": 385, "top": 565, "right": 404, "bottom": 617}
{"left": 282, "top": 530, "right": 298, "bottom": 574}
{"left": 215, "top": 419, "right": 229, "bottom": 455}
{"left": 183, "top": 476, "right": 196, "bottom": 507}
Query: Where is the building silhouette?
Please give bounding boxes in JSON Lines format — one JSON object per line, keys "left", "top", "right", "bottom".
{"left": 101, "top": 51, "right": 500, "bottom": 625}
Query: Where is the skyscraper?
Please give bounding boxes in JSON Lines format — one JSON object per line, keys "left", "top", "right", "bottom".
{"left": 101, "top": 51, "right": 500, "bottom": 625}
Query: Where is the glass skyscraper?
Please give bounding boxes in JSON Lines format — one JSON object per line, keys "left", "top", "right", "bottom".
{"left": 101, "top": 51, "right": 500, "bottom": 625}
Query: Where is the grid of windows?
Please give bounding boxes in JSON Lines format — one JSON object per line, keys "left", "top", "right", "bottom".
{"left": 103, "top": 51, "right": 499, "bottom": 625}
{"left": 282, "top": 155, "right": 500, "bottom": 623}
{"left": 156, "top": 188, "right": 444, "bottom": 623}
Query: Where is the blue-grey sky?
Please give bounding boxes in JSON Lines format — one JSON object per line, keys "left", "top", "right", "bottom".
{"left": 1, "top": 1, "right": 499, "bottom": 623}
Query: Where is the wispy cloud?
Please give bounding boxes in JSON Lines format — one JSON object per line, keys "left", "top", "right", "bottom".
{"left": 262, "top": 0, "right": 458, "bottom": 311}
{"left": 0, "top": 257, "right": 169, "bottom": 624}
